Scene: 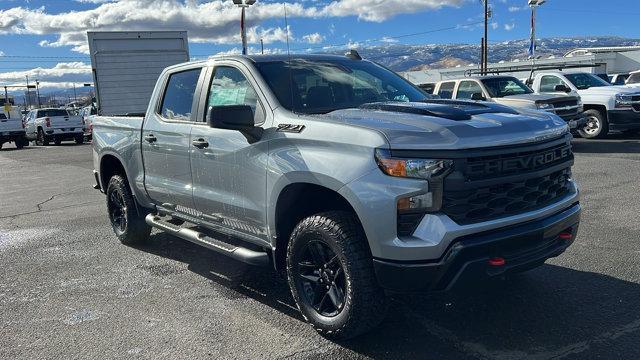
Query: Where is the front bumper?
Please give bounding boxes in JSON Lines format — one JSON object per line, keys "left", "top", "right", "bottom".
{"left": 373, "top": 202, "right": 581, "bottom": 292}
{"left": 607, "top": 109, "right": 640, "bottom": 131}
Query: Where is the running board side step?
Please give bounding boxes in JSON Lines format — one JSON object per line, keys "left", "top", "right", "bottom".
{"left": 145, "top": 214, "right": 269, "bottom": 267}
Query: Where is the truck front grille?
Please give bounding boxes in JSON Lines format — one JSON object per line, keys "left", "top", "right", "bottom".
{"left": 442, "top": 168, "right": 572, "bottom": 225}
{"left": 547, "top": 100, "right": 580, "bottom": 121}
{"left": 440, "top": 135, "right": 575, "bottom": 225}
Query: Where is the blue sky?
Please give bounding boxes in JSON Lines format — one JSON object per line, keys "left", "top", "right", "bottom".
{"left": 0, "top": 0, "right": 638, "bottom": 92}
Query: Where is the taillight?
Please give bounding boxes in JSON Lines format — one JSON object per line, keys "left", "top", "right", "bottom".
{"left": 45, "top": 117, "right": 51, "bottom": 127}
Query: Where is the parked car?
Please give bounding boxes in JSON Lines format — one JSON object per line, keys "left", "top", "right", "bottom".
{"left": 529, "top": 72, "right": 640, "bottom": 138}
{"left": 93, "top": 54, "right": 581, "bottom": 339}
{"left": 433, "top": 76, "right": 586, "bottom": 129}
{"left": 24, "top": 108, "right": 84, "bottom": 145}
{"left": 626, "top": 70, "right": 640, "bottom": 85}
{"left": 609, "top": 73, "right": 630, "bottom": 86}
{"left": 0, "top": 113, "right": 29, "bottom": 150}
{"left": 79, "top": 106, "right": 97, "bottom": 141}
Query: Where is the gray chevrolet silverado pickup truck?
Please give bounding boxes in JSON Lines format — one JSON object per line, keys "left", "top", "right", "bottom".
{"left": 92, "top": 54, "right": 581, "bottom": 339}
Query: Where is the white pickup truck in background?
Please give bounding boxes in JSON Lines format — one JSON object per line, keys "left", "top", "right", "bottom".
{"left": 433, "top": 76, "right": 586, "bottom": 129}
{"left": 528, "top": 72, "right": 640, "bottom": 138}
{"left": 0, "top": 112, "right": 28, "bottom": 150}
{"left": 24, "top": 108, "right": 85, "bottom": 146}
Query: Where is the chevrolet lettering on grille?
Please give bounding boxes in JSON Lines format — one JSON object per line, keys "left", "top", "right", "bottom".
{"left": 467, "top": 145, "right": 572, "bottom": 177}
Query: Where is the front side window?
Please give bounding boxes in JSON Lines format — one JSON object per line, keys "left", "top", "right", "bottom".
{"left": 456, "top": 81, "right": 483, "bottom": 100}
{"left": 207, "top": 66, "right": 263, "bottom": 125}
{"left": 437, "top": 82, "right": 456, "bottom": 99}
{"left": 254, "top": 59, "right": 426, "bottom": 114}
{"left": 481, "top": 77, "right": 533, "bottom": 98}
{"left": 160, "top": 68, "right": 202, "bottom": 121}
{"left": 564, "top": 73, "right": 610, "bottom": 90}
{"left": 539, "top": 76, "right": 568, "bottom": 93}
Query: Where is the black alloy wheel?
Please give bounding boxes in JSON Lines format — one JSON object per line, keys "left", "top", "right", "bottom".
{"left": 107, "top": 186, "right": 128, "bottom": 236}
{"left": 294, "top": 240, "right": 347, "bottom": 317}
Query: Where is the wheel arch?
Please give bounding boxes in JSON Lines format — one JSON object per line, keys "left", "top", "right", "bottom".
{"left": 272, "top": 182, "right": 363, "bottom": 273}
{"left": 582, "top": 104, "right": 608, "bottom": 119}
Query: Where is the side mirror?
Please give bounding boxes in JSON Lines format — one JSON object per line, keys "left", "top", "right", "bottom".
{"left": 554, "top": 84, "right": 571, "bottom": 93}
{"left": 471, "top": 92, "right": 486, "bottom": 101}
{"left": 208, "top": 105, "right": 254, "bottom": 131}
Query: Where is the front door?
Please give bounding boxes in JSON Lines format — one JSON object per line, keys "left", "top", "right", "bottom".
{"left": 142, "top": 66, "right": 204, "bottom": 209}
{"left": 190, "top": 64, "right": 270, "bottom": 242}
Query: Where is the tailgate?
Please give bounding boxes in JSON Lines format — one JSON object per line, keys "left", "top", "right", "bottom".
{"left": 0, "top": 117, "right": 23, "bottom": 133}
{"left": 49, "top": 115, "right": 83, "bottom": 129}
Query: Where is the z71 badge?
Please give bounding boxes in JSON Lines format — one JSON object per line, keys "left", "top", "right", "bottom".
{"left": 277, "top": 124, "right": 306, "bottom": 133}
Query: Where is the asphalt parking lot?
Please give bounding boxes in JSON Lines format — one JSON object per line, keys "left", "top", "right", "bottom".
{"left": 1, "top": 136, "right": 639, "bottom": 360}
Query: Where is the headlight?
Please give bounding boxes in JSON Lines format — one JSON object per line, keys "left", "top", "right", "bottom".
{"left": 615, "top": 94, "right": 633, "bottom": 108}
{"left": 375, "top": 149, "right": 452, "bottom": 180}
{"left": 536, "top": 102, "right": 554, "bottom": 111}
{"left": 375, "top": 149, "right": 453, "bottom": 215}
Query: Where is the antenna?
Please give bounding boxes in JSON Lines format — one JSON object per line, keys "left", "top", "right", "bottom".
{"left": 284, "top": 3, "right": 295, "bottom": 112}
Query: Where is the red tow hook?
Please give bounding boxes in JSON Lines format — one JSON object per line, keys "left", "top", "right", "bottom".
{"left": 488, "top": 257, "right": 506, "bottom": 266}
{"left": 559, "top": 232, "right": 573, "bottom": 240}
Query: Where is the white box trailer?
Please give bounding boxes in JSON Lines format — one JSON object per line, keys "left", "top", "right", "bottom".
{"left": 88, "top": 31, "right": 190, "bottom": 116}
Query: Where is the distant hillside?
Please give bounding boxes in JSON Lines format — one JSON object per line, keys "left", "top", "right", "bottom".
{"left": 329, "top": 36, "right": 640, "bottom": 71}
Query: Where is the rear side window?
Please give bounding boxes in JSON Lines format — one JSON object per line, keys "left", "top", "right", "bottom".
{"left": 160, "top": 68, "right": 202, "bottom": 121}
{"left": 456, "top": 81, "right": 483, "bottom": 100}
{"left": 437, "top": 82, "right": 455, "bottom": 99}
{"left": 38, "top": 109, "right": 68, "bottom": 117}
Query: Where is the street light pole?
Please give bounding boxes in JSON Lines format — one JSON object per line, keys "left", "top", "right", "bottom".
{"left": 528, "top": 0, "right": 546, "bottom": 59}
{"left": 35, "top": 80, "right": 41, "bottom": 109}
{"left": 25, "top": 75, "right": 30, "bottom": 109}
{"left": 232, "top": 0, "right": 256, "bottom": 55}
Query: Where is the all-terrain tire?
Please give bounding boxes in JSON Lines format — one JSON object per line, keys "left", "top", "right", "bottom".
{"left": 578, "top": 109, "right": 609, "bottom": 139}
{"left": 36, "top": 128, "right": 49, "bottom": 146}
{"left": 105, "top": 175, "right": 151, "bottom": 245}
{"left": 286, "top": 211, "right": 387, "bottom": 340}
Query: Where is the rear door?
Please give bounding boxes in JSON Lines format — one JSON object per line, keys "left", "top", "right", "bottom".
{"left": 436, "top": 81, "right": 456, "bottom": 99}
{"left": 190, "top": 63, "right": 271, "bottom": 242}
{"left": 142, "top": 66, "right": 205, "bottom": 209}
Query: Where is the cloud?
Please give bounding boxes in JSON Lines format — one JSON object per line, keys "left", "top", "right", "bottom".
{"left": 508, "top": 6, "right": 525, "bottom": 12}
{"left": 491, "top": 22, "right": 499, "bottom": 30}
{"left": 504, "top": 23, "right": 515, "bottom": 31}
{"left": 0, "top": 0, "right": 464, "bottom": 53}
{"left": 0, "top": 62, "right": 93, "bottom": 89}
{"left": 302, "top": 32, "right": 324, "bottom": 44}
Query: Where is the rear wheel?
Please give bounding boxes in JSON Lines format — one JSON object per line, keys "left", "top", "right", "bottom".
{"left": 36, "top": 129, "right": 49, "bottom": 146}
{"left": 106, "top": 175, "right": 151, "bottom": 245}
{"left": 287, "top": 211, "right": 387, "bottom": 340}
{"left": 578, "top": 109, "right": 609, "bottom": 139}
{"left": 15, "top": 138, "right": 25, "bottom": 149}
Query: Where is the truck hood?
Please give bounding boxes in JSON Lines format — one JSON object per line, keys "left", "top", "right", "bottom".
{"left": 320, "top": 101, "right": 568, "bottom": 150}
{"left": 577, "top": 85, "right": 640, "bottom": 96}
{"left": 498, "top": 93, "right": 568, "bottom": 102}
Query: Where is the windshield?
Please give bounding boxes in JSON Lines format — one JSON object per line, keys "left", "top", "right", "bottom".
{"left": 254, "top": 59, "right": 428, "bottom": 114}
{"left": 564, "top": 73, "right": 610, "bottom": 90}
{"left": 481, "top": 77, "right": 533, "bottom": 98}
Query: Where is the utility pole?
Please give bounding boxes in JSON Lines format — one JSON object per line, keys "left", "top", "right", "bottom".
{"left": 261, "top": 38, "right": 264, "bottom": 55}
{"left": 4, "top": 86, "right": 10, "bottom": 119}
{"left": 25, "top": 75, "right": 30, "bottom": 109}
{"left": 73, "top": 83, "right": 78, "bottom": 103}
{"left": 483, "top": 0, "right": 489, "bottom": 75}
{"left": 35, "top": 80, "right": 41, "bottom": 108}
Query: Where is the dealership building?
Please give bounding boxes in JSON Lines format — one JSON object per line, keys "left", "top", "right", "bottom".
{"left": 400, "top": 46, "right": 640, "bottom": 85}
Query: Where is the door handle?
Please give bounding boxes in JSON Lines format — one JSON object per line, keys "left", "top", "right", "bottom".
{"left": 192, "top": 138, "right": 209, "bottom": 149}
{"left": 144, "top": 134, "right": 157, "bottom": 143}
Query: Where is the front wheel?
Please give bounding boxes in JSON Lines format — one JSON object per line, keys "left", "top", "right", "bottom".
{"left": 106, "top": 175, "right": 151, "bottom": 245}
{"left": 578, "top": 109, "right": 609, "bottom": 139}
{"left": 286, "top": 211, "right": 387, "bottom": 340}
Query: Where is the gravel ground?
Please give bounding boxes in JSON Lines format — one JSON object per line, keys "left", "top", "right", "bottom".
{"left": 1, "top": 135, "right": 639, "bottom": 359}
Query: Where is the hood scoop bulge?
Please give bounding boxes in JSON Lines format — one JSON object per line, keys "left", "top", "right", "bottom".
{"left": 360, "top": 100, "right": 519, "bottom": 121}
